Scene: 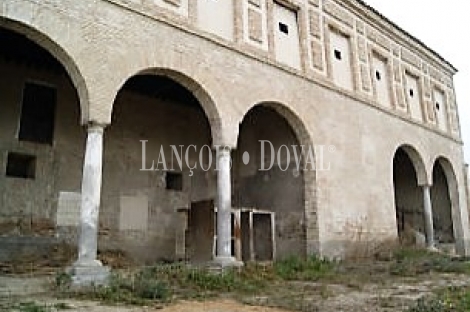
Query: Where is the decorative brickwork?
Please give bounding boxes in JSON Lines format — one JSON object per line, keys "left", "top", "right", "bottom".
{"left": 308, "top": 9, "right": 321, "bottom": 38}
{"left": 323, "top": 0, "right": 354, "bottom": 27}
{"left": 310, "top": 40, "right": 324, "bottom": 70}
{"left": 248, "top": 8, "right": 263, "bottom": 42}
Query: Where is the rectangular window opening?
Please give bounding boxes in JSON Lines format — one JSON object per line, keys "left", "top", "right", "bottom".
{"left": 334, "top": 49, "right": 342, "bottom": 60}
{"left": 375, "top": 70, "right": 381, "bottom": 81}
{"left": 166, "top": 172, "right": 183, "bottom": 191}
{"left": 6, "top": 152, "right": 36, "bottom": 179}
{"left": 18, "top": 82, "right": 57, "bottom": 145}
{"left": 279, "top": 22, "right": 289, "bottom": 34}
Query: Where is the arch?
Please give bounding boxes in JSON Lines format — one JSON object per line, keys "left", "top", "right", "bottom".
{"left": 392, "top": 144, "right": 428, "bottom": 244}
{"left": 431, "top": 156, "right": 459, "bottom": 246}
{"left": 236, "top": 101, "right": 319, "bottom": 256}
{"left": 238, "top": 102, "right": 315, "bottom": 151}
{"left": 0, "top": 17, "right": 90, "bottom": 123}
{"left": 392, "top": 144, "right": 428, "bottom": 186}
{"left": 432, "top": 157, "right": 458, "bottom": 187}
{"left": 103, "top": 70, "right": 217, "bottom": 263}
{"left": 111, "top": 68, "right": 223, "bottom": 146}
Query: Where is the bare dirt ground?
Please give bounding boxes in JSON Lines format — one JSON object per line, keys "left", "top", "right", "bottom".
{"left": 22, "top": 298, "right": 292, "bottom": 312}
{"left": 1, "top": 272, "right": 470, "bottom": 312}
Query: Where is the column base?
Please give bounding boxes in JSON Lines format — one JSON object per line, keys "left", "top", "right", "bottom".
{"left": 210, "top": 256, "right": 244, "bottom": 269}
{"left": 67, "top": 260, "right": 110, "bottom": 287}
{"left": 426, "top": 245, "right": 439, "bottom": 253}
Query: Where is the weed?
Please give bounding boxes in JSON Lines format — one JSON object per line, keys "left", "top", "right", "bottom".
{"left": 52, "top": 302, "right": 72, "bottom": 310}
{"left": 8, "top": 301, "right": 51, "bottom": 312}
{"left": 55, "top": 272, "right": 72, "bottom": 291}
{"left": 274, "top": 255, "right": 336, "bottom": 281}
{"left": 390, "top": 247, "right": 470, "bottom": 276}
{"left": 88, "top": 271, "right": 170, "bottom": 304}
{"left": 406, "top": 286, "right": 470, "bottom": 312}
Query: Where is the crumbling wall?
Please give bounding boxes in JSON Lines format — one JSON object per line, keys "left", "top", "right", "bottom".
{"left": 0, "top": 59, "right": 84, "bottom": 240}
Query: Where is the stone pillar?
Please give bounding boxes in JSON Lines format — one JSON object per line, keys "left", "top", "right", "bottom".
{"left": 422, "top": 184, "right": 435, "bottom": 249}
{"left": 465, "top": 164, "right": 470, "bottom": 217}
{"left": 213, "top": 146, "right": 241, "bottom": 267}
{"left": 69, "top": 123, "right": 109, "bottom": 285}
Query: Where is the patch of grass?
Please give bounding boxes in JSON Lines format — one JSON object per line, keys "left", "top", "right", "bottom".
{"left": 63, "top": 262, "right": 274, "bottom": 305}
{"left": 406, "top": 297, "right": 445, "bottom": 312}
{"left": 406, "top": 286, "right": 470, "bottom": 312}
{"left": 3, "top": 301, "right": 72, "bottom": 312}
{"left": 390, "top": 247, "right": 470, "bottom": 277}
{"left": 55, "top": 272, "right": 72, "bottom": 291}
{"left": 56, "top": 248, "right": 470, "bottom": 310}
{"left": 86, "top": 270, "right": 170, "bottom": 305}
{"left": 52, "top": 302, "right": 73, "bottom": 310}
{"left": 274, "top": 255, "right": 336, "bottom": 281}
{"left": 7, "top": 301, "right": 51, "bottom": 312}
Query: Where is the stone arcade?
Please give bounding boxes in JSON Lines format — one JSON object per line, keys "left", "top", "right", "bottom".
{"left": 0, "top": 0, "right": 469, "bottom": 284}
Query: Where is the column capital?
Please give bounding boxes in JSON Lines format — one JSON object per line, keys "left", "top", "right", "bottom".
{"left": 213, "top": 144, "right": 232, "bottom": 154}
{"left": 86, "top": 122, "right": 106, "bottom": 134}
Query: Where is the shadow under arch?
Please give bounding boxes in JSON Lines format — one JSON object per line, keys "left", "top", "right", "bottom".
{"left": 431, "top": 156, "right": 460, "bottom": 249}
{"left": 0, "top": 17, "right": 90, "bottom": 123}
{"left": 392, "top": 144, "right": 428, "bottom": 244}
{"left": 393, "top": 144, "right": 428, "bottom": 186}
{"left": 111, "top": 68, "right": 223, "bottom": 144}
{"left": 235, "top": 101, "right": 319, "bottom": 259}
{"left": 103, "top": 69, "right": 220, "bottom": 263}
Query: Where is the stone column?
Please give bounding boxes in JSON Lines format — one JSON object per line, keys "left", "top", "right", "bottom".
{"left": 69, "top": 123, "right": 109, "bottom": 285}
{"left": 422, "top": 184, "right": 435, "bottom": 249}
{"left": 213, "top": 146, "right": 240, "bottom": 267}
{"left": 465, "top": 164, "right": 470, "bottom": 217}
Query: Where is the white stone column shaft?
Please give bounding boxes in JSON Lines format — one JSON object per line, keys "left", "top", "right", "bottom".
{"left": 77, "top": 124, "right": 105, "bottom": 266}
{"left": 422, "top": 185, "right": 435, "bottom": 248}
{"left": 465, "top": 164, "right": 470, "bottom": 214}
{"left": 216, "top": 146, "right": 233, "bottom": 260}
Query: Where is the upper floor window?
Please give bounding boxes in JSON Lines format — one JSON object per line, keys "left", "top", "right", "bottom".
{"left": 273, "top": 3, "right": 301, "bottom": 69}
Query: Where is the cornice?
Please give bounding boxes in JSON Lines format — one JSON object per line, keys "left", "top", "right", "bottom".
{"left": 341, "top": 0, "right": 457, "bottom": 75}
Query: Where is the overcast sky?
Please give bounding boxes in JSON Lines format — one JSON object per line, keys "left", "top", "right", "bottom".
{"left": 362, "top": 0, "right": 470, "bottom": 163}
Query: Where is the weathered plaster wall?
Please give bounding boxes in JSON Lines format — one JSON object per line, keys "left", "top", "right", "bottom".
{"left": 0, "top": 60, "right": 84, "bottom": 231}
{"left": 100, "top": 90, "right": 213, "bottom": 263}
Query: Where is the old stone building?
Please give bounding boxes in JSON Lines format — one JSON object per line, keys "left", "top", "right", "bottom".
{"left": 1, "top": 0, "right": 469, "bottom": 283}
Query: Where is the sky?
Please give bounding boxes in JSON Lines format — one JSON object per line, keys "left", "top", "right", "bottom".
{"left": 363, "top": 0, "right": 470, "bottom": 163}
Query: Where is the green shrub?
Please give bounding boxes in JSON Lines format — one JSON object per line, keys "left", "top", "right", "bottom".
{"left": 133, "top": 271, "right": 169, "bottom": 300}
{"left": 186, "top": 269, "right": 236, "bottom": 291}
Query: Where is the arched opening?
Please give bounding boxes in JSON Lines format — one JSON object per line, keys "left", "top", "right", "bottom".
{"left": 431, "top": 158, "right": 456, "bottom": 247}
{"left": 392, "top": 146, "right": 426, "bottom": 245}
{"left": 234, "top": 104, "right": 312, "bottom": 261}
{"left": 102, "top": 73, "right": 217, "bottom": 264}
{"left": 0, "top": 25, "right": 84, "bottom": 268}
